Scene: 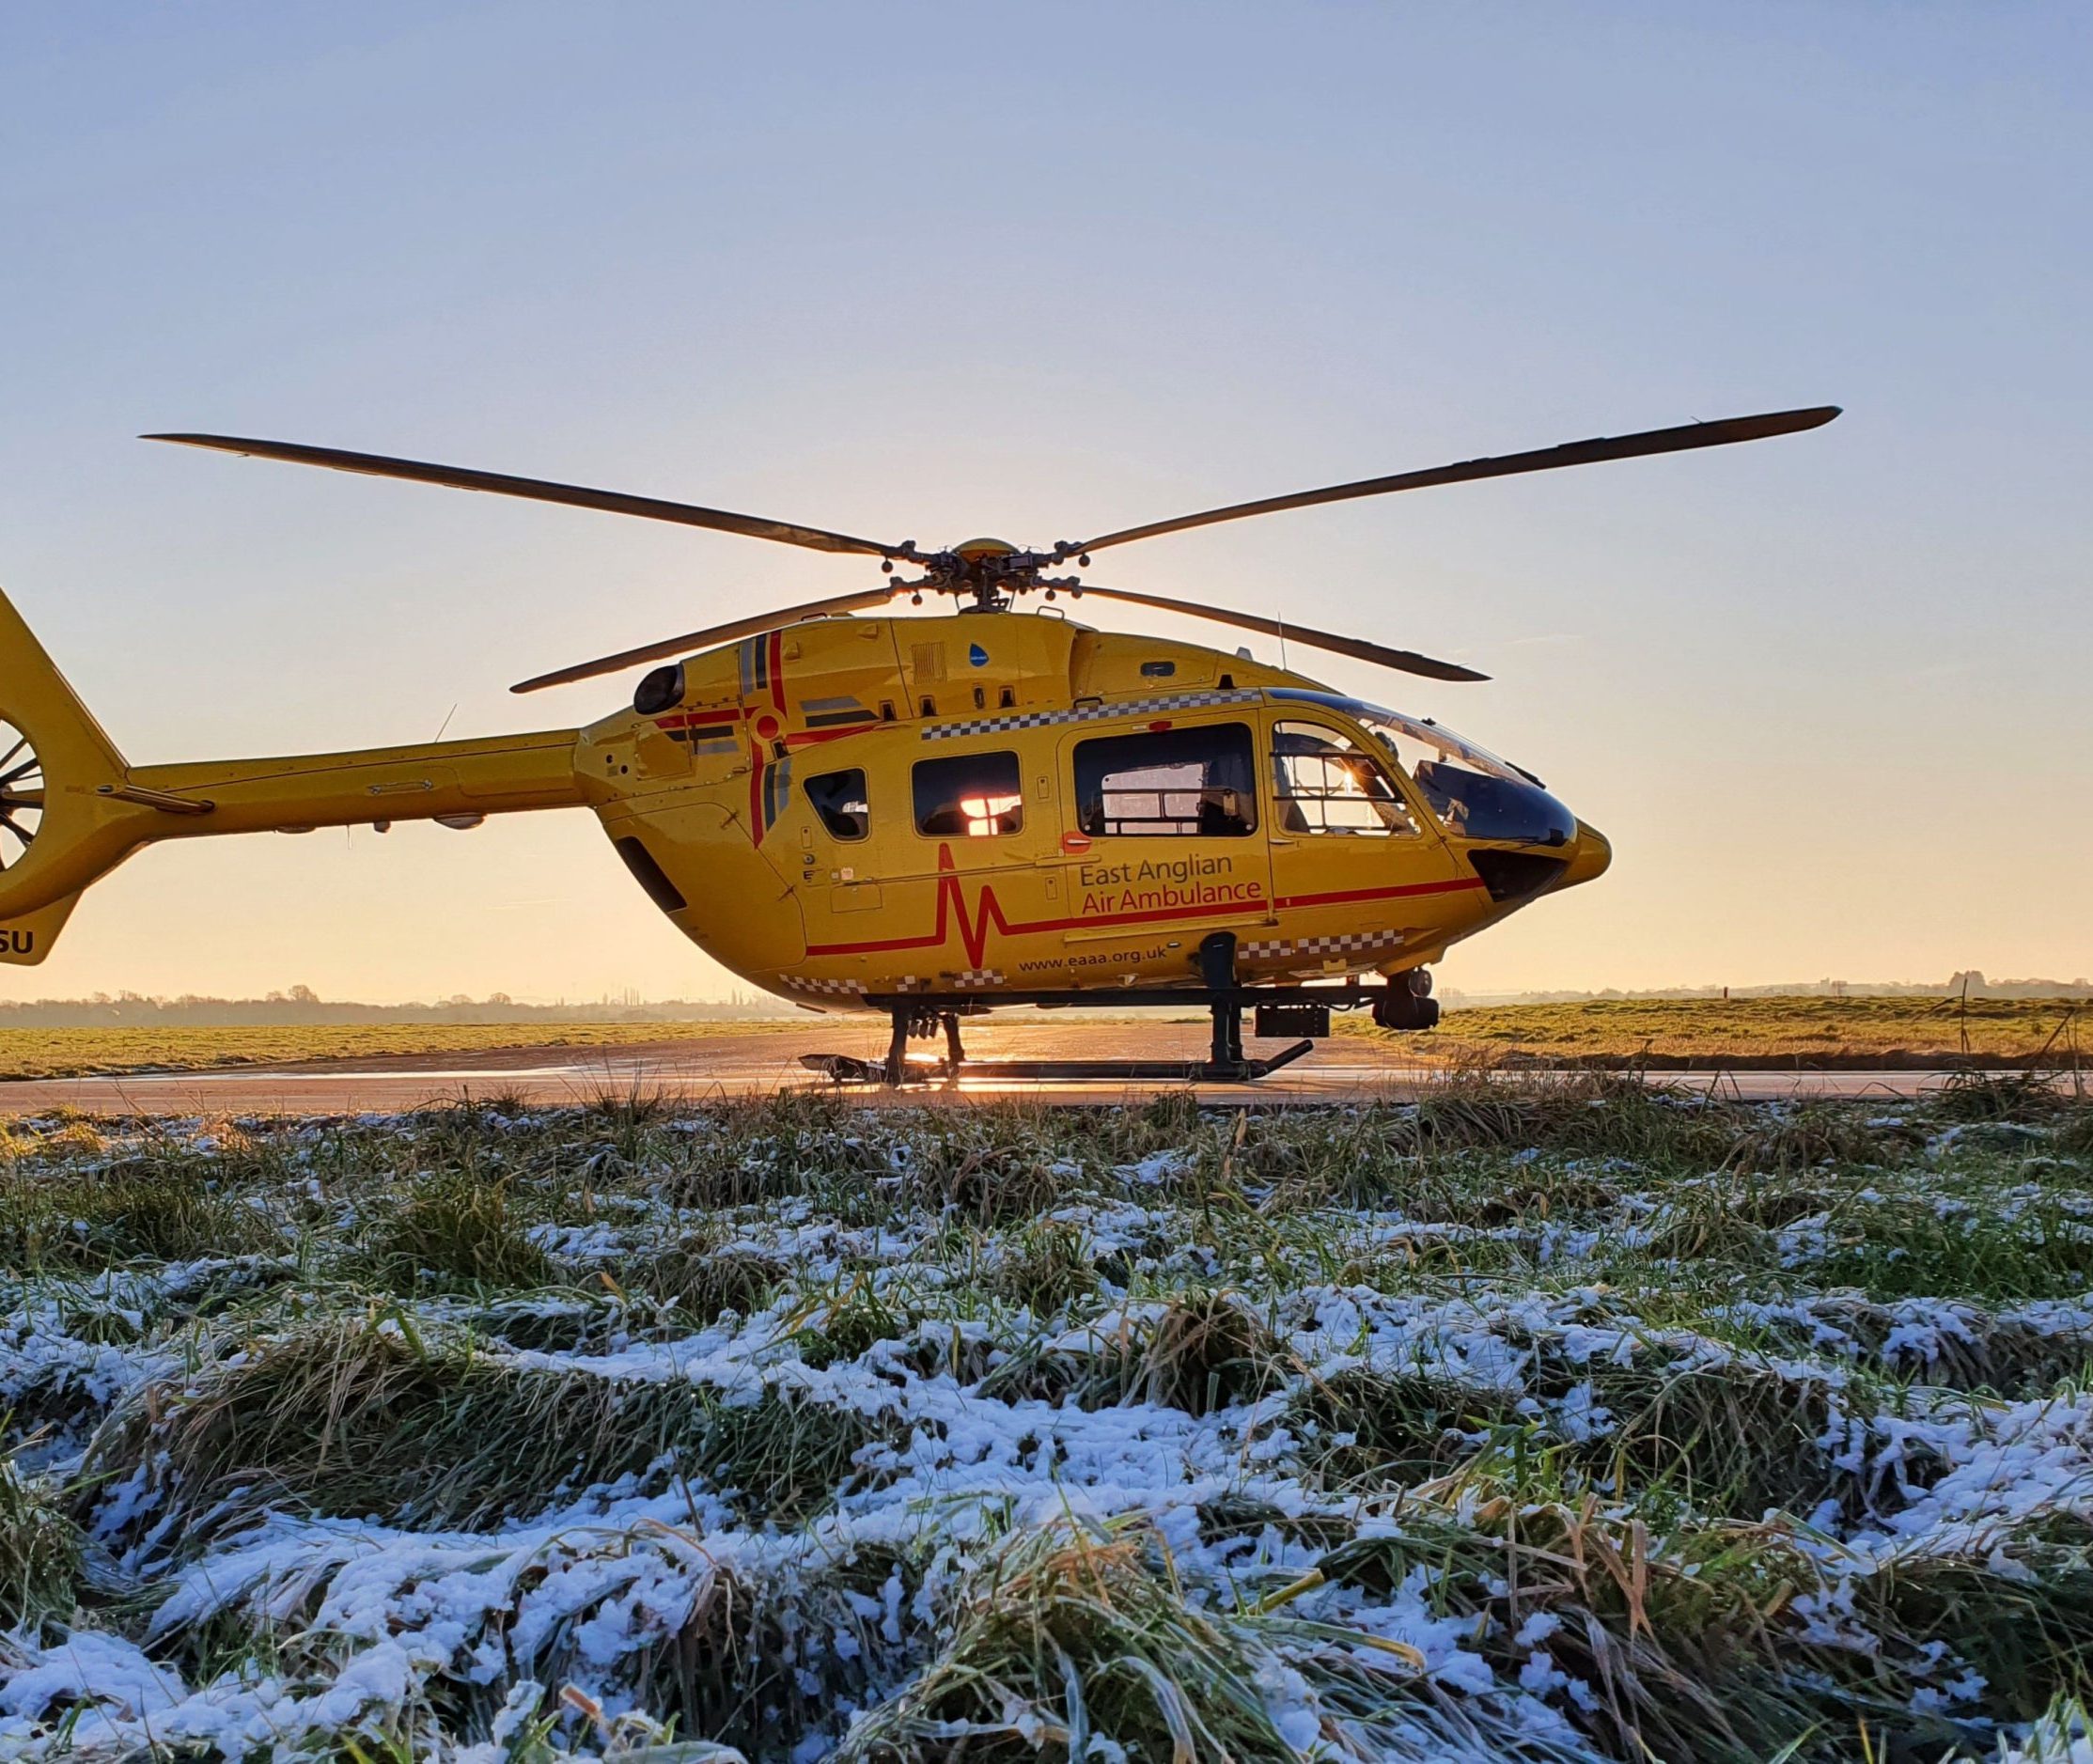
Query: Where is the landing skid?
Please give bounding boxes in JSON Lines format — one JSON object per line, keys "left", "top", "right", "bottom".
{"left": 800, "top": 1040, "right": 1318, "bottom": 1087}
{"left": 798, "top": 933, "right": 1366, "bottom": 1090}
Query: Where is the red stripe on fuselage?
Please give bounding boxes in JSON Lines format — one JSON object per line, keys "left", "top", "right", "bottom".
{"left": 785, "top": 726, "right": 872, "bottom": 750}
{"left": 805, "top": 867, "right": 1488, "bottom": 964}
{"left": 653, "top": 708, "right": 744, "bottom": 731}
{"left": 1274, "top": 878, "right": 1487, "bottom": 910}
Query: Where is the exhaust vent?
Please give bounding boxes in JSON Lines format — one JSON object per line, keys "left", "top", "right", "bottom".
{"left": 633, "top": 663, "right": 685, "bottom": 717}
{"left": 616, "top": 835, "right": 687, "bottom": 913}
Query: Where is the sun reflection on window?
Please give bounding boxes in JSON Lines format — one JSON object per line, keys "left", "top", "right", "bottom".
{"left": 961, "top": 794, "right": 1022, "bottom": 836}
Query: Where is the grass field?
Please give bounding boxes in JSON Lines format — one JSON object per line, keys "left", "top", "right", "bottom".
{"left": 0, "top": 1020, "right": 803, "bottom": 1081}
{"left": 0, "top": 996, "right": 2082, "bottom": 1085}
{"left": 1, "top": 1075, "right": 2090, "bottom": 1760}
{"left": 1346, "top": 993, "right": 2091, "bottom": 1069}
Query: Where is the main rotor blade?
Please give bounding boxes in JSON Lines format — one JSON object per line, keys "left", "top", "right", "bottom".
{"left": 146, "top": 434, "right": 910, "bottom": 558}
{"left": 510, "top": 585, "right": 904, "bottom": 694}
{"left": 1069, "top": 584, "right": 1488, "bottom": 682}
{"left": 1066, "top": 405, "right": 1841, "bottom": 555}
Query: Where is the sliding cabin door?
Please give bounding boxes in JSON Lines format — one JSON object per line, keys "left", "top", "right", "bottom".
{"left": 1047, "top": 713, "right": 1276, "bottom": 989}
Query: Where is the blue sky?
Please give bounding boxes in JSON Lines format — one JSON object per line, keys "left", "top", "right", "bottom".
{"left": 2, "top": 3, "right": 2086, "bottom": 999}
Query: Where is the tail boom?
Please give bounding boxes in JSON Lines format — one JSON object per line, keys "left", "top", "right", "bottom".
{"left": 129, "top": 729, "right": 586, "bottom": 836}
{"left": 0, "top": 584, "right": 586, "bottom": 963}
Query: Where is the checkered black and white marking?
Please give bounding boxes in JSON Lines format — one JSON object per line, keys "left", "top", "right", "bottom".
{"left": 780, "top": 975, "right": 868, "bottom": 996}
{"left": 1241, "top": 928, "right": 1404, "bottom": 961}
{"left": 920, "top": 689, "right": 1263, "bottom": 742}
{"left": 952, "top": 969, "right": 1006, "bottom": 988}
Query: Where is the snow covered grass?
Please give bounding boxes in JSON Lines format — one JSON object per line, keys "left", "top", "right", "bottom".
{"left": 0, "top": 1079, "right": 2089, "bottom": 1762}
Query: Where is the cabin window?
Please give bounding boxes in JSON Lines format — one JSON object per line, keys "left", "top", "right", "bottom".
{"left": 1073, "top": 723, "right": 1257, "bottom": 838}
{"left": 1272, "top": 721, "right": 1417, "bottom": 836}
{"left": 804, "top": 767, "right": 870, "bottom": 841}
{"left": 914, "top": 750, "right": 1023, "bottom": 837}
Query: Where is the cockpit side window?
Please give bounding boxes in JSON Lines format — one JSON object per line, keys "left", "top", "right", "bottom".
{"left": 804, "top": 767, "right": 869, "bottom": 841}
{"left": 1271, "top": 721, "right": 1417, "bottom": 836}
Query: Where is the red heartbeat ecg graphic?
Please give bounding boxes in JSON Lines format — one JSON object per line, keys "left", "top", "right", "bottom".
{"left": 807, "top": 848, "right": 1033, "bottom": 967}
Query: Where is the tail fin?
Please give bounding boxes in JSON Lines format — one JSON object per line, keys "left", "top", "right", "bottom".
{"left": 0, "top": 587, "right": 138, "bottom": 964}
{"left": 0, "top": 585, "right": 590, "bottom": 967}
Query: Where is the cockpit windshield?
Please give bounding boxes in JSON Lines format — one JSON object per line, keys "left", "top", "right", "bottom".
{"left": 1268, "top": 689, "right": 1578, "bottom": 847}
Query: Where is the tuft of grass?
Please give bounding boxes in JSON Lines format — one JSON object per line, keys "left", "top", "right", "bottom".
{"left": 0, "top": 1457, "right": 81, "bottom": 1632}
{"left": 111, "top": 1315, "right": 719, "bottom": 1533}
{"left": 791, "top": 1284, "right": 925, "bottom": 1372}
{"left": 1308, "top": 1500, "right": 1835, "bottom": 1764}
{"left": 1093, "top": 1290, "right": 1294, "bottom": 1416}
{"left": 1291, "top": 1366, "right": 1521, "bottom": 1488}
{"left": 1571, "top": 1361, "right": 1844, "bottom": 1521}
{"left": 1725, "top": 1104, "right": 1926, "bottom": 1173}
{"left": 2050, "top": 1103, "right": 2093, "bottom": 1158}
{"left": 1804, "top": 1194, "right": 2093, "bottom": 1304}
{"left": 841, "top": 1517, "right": 1304, "bottom": 1764}
{"left": 1402, "top": 1070, "right": 1743, "bottom": 1169}
{"left": 0, "top": 1158, "right": 282, "bottom": 1271}
{"left": 625, "top": 1242, "right": 783, "bottom": 1321}
{"left": 992, "top": 1219, "right": 1099, "bottom": 1315}
{"left": 621, "top": 1541, "right": 918, "bottom": 1756}
{"left": 692, "top": 1389, "right": 894, "bottom": 1527}
{"left": 1933, "top": 1069, "right": 2067, "bottom": 1123}
{"left": 907, "top": 1134, "right": 1064, "bottom": 1225}
{"left": 1862, "top": 1536, "right": 2093, "bottom": 1723}
{"left": 362, "top": 1171, "right": 554, "bottom": 1290}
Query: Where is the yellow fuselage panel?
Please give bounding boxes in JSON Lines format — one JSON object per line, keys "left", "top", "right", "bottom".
{"left": 576, "top": 612, "right": 1593, "bottom": 1008}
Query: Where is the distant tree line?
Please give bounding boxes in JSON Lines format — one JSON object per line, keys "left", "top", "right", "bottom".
{"left": 0, "top": 986, "right": 803, "bottom": 1027}
{"left": 1441, "top": 971, "right": 2093, "bottom": 1009}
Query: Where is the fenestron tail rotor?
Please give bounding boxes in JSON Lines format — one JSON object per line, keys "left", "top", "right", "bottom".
{"left": 0, "top": 724, "right": 45, "bottom": 869}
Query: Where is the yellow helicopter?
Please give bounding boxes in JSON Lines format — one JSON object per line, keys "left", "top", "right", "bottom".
{"left": 0, "top": 405, "right": 1836, "bottom": 1084}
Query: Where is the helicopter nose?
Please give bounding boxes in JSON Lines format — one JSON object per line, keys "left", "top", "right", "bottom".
{"left": 1559, "top": 820, "right": 1612, "bottom": 889}
{"left": 1565, "top": 820, "right": 1607, "bottom": 891}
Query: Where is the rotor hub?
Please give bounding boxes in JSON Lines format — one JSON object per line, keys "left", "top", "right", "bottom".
{"left": 901, "top": 536, "right": 1066, "bottom": 610}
